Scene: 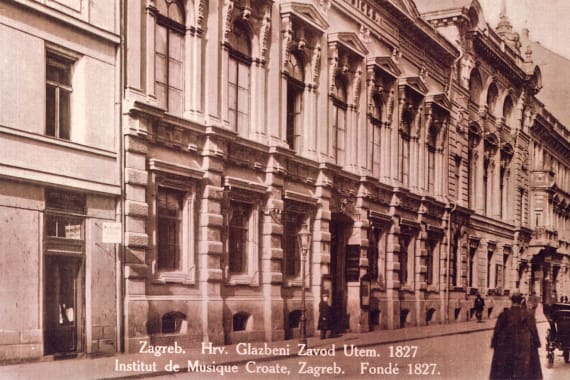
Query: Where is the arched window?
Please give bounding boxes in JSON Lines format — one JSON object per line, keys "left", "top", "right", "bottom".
{"left": 155, "top": 0, "right": 185, "bottom": 115}
{"left": 332, "top": 74, "right": 348, "bottom": 165}
{"left": 467, "top": 125, "right": 481, "bottom": 209}
{"left": 228, "top": 22, "right": 252, "bottom": 133}
{"left": 503, "top": 96, "right": 514, "bottom": 126}
{"left": 400, "top": 106, "right": 413, "bottom": 187}
{"left": 486, "top": 83, "right": 499, "bottom": 115}
{"left": 286, "top": 53, "right": 305, "bottom": 151}
{"left": 427, "top": 125, "right": 438, "bottom": 194}
{"left": 370, "top": 93, "right": 383, "bottom": 176}
{"left": 469, "top": 69, "right": 482, "bottom": 104}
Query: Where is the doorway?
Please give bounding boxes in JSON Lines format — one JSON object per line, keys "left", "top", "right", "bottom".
{"left": 330, "top": 215, "right": 353, "bottom": 333}
{"left": 44, "top": 254, "right": 84, "bottom": 355}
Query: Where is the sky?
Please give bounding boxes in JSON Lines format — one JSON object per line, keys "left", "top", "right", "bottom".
{"left": 479, "top": 0, "right": 570, "bottom": 59}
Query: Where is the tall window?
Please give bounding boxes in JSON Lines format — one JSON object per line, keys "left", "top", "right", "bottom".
{"left": 332, "top": 74, "right": 348, "bottom": 165}
{"left": 487, "top": 247, "right": 494, "bottom": 288}
{"left": 286, "top": 54, "right": 304, "bottom": 151}
{"left": 450, "top": 234, "right": 458, "bottom": 286}
{"left": 283, "top": 210, "right": 305, "bottom": 278}
{"left": 228, "top": 23, "right": 251, "bottom": 133}
{"left": 468, "top": 129, "right": 479, "bottom": 209}
{"left": 370, "top": 94, "right": 383, "bottom": 176}
{"left": 367, "top": 228, "right": 381, "bottom": 282}
{"left": 426, "top": 240, "right": 435, "bottom": 285}
{"left": 400, "top": 110, "right": 412, "bottom": 186}
{"left": 427, "top": 127, "right": 437, "bottom": 194}
{"left": 483, "top": 157, "right": 489, "bottom": 215}
{"left": 468, "top": 243, "right": 477, "bottom": 287}
{"left": 455, "top": 156, "right": 462, "bottom": 202}
{"left": 229, "top": 201, "right": 252, "bottom": 274}
{"left": 46, "top": 51, "right": 73, "bottom": 140}
{"left": 155, "top": 0, "right": 185, "bottom": 114}
{"left": 157, "top": 188, "right": 184, "bottom": 271}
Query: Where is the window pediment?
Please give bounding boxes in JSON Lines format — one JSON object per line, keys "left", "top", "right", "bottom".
{"left": 399, "top": 77, "right": 428, "bottom": 98}
{"left": 328, "top": 32, "right": 368, "bottom": 58}
{"left": 366, "top": 57, "right": 401, "bottom": 80}
{"left": 280, "top": 2, "right": 329, "bottom": 33}
{"left": 426, "top": 93, "right": 451, "bottom": 114}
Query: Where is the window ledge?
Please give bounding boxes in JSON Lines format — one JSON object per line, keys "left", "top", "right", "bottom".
{"left": 154, "top": 271, "right": 195, "bottom": 285}
{"left": 226, "top": 274, "right": 259, "bottom": 287}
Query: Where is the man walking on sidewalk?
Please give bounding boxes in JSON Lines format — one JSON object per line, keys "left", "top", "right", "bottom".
{"left": 474, "top": 292, "right": 485, "bottom": 322}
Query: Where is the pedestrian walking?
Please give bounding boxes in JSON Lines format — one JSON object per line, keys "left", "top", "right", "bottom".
{"left": 489, "top": 292, "right": 542, "bottom": 380}
{"left": 318, "top": 293, "right": 332, "bottom": 339}
{"left": 474, "top": 292, "right": 485, "bottom": 322}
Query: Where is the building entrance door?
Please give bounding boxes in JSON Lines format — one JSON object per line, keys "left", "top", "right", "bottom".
{"left": 330, "top": 216, "right": 353, "bottom": 333}
{"left": 44, "top": 254, "right": 84, "bottom": 355}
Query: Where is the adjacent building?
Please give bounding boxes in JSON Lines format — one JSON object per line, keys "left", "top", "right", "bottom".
{"left": 2, "top": 0, "right": 570, "bottom": 363}
{"left": 0, "top": 0, "right": 120, "bottom": 361}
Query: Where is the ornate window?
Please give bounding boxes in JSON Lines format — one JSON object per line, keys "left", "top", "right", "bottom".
{"left": 282, "top": 202, "right": 311, "bottom": 284}
{"left": 469, "top": 69, "right": 482, "bottom": 104}
{"left": 157, "top": 188, "right": 184, "bottom": 271}
{"left": 468, "top": 125, "right": 481, "bottom": 210}
{"left": 149, "top": 159, "right": 200, "bottom": 284}
{"left": 427, "top": 127, "right": 437, "bottom": 194}
{"left": 223, "top": 183, "right": 261, "bottom": 286}
{"left": 426, "top": 239, "right": 436, "bottom": 285}
{"left": 468, "top": 240, "right": 478, "bottom": 288}
{"left": 486, "top": 83, "right": 499, "bottom": 115}
{"left": 155, "top": 0, "right": 185, "bottom": 114}
{"left": 228, "top": 22, "right": 251, "bottom": 133}
{"left": 487, "top": 245, "right": 495, "bottom": 289}
{"left": 332, "top": 73, "right": 348, "bottom": 165}
{"left": 400, "top": 106, "right": 413, "bottom": 187}
{"left": 286, "top": 53, "right": 305, "bottom": 151}
{"left": 370, "top": 93, "right": 383, "bottom": 176}
{"left": 229, "top": 201, "right": 252, "bottom": 274}
{"left": 46, "top": 50, "right": 75, "bottom": 140}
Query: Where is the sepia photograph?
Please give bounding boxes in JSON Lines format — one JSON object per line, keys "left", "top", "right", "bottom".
{"left": 1, "top": 0, "right": 570, "bottom": 378}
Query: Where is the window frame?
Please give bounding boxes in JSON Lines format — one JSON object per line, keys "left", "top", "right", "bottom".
{"left": 282, "top": 203, "right": 311, "bottom": 286}
{"left": 45, "top": 50, "right": 76, "bottom": 140}
{"left": 227, "top": 23, "right": 252, "bottom": 133}
{"left": 152, "top": 177, "right": 197, "bottom": 285}
{"left": 223, "top": 184, "right": 261, "bottom": 287}
{"left": 154, "top": 3, "right": 186, "bottom": 115}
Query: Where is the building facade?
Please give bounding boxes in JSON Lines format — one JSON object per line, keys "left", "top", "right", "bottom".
{"left": 2, "top": 0, "right": 570, "bottom": 363}
{"left": 121, "top": 0, "right": 570, "bottom": 352}
{"left": 0, "top": 0, "right": 120, "bottom": 361}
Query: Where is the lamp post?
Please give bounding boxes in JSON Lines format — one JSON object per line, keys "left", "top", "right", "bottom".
{"left": 298, "top": 223, "right": 312, "bottom": 345}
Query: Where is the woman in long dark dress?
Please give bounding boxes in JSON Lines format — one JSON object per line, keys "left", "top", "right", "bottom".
{"left": 490, "top": 292, "right": 542, "bottom": 379}
{"left": 318, "top": 294, "right": 332, "bottom": 339}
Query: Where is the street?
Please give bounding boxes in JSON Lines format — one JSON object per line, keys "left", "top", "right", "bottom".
{"left": 152, "top": 321, "right": 570, "bottom": 380}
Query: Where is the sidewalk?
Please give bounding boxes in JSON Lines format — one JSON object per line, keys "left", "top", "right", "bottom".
{"left": 1, "top": 310, "right": 547, "bottom": 380}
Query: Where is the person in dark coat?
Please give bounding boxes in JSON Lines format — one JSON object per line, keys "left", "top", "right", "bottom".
{"left": 474, "top": 292, "right": 485, "bottom": 322}
{"left": 490, "top": 292, "right": 542, "bottom": 380}
{"left": 318, "top": 293, "right": 332, "bottom": 339}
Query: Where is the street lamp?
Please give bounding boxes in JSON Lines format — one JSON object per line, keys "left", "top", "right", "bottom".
{"left": 297, "top": 223, "right": 312, "bottom": 345}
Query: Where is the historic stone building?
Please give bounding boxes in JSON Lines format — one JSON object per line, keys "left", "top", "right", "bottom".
{"left": 418, "top": 0, "right": 570, "bottom": 315}
{"left": 3, "top": 0, "right": 570, "bottom": 363}
{"left": 120, "top": 0, "right": 546, "bottom": 351}
{"left": 0, "top": 0, "right": 120, "bottom": 361}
